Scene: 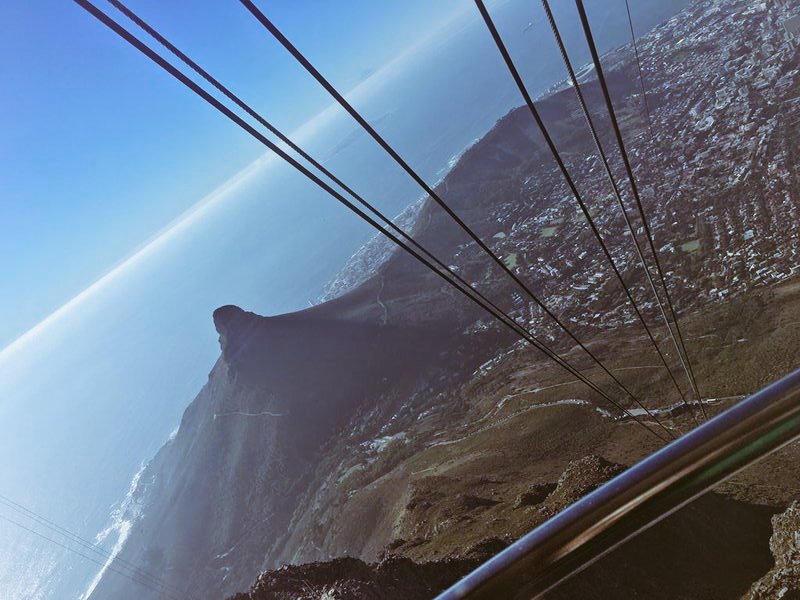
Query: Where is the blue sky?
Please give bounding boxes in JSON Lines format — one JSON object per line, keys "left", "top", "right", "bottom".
{"left": 0, "top": 0, "right": 462, "bottom": 349}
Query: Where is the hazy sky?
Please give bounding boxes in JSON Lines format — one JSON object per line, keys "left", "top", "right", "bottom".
{"left": 0, "top": 0, "right": 464, "bottom": 350}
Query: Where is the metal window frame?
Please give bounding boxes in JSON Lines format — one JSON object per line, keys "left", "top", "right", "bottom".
{"left": 436, "top": 367, "right": 800, "bottom": 599}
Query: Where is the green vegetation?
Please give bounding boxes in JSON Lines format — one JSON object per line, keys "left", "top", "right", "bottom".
{"left": 681, "top": 239, "right": 701, "bottom": 253}
{"left": 540, "top": 226, "right": 558, "bottom": 238}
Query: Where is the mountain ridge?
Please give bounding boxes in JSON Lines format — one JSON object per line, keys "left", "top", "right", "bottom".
{"left": 87, "top": 0, "right": 800, "bottom": 596}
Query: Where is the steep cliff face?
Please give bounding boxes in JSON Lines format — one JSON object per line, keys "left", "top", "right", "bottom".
{"left": 88, "top": 269, "right": 513, "bottom": 600}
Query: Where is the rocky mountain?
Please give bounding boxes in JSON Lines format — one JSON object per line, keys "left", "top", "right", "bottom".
{"left": 87, "top": 278, "right": 514, "bottom": 599}
{"left": 88, "top": 1, "right": 800, "bottom": 598}
{"left": 231, "top": 456, "right": 780, "bottom": 600}
{"left": 745, "top": 500, "right": 800, "bottom": 600}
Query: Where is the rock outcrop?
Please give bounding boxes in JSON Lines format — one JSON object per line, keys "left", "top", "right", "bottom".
{"left": 228, "top": 556, "right": 482, "bottom": 600}
{"left": 88, "top": 273, "right": 508, "bottom": 599}
{"left": 744, "top": 500, "right": 800, "bottom": 600}
{"left": 228, "top": 455, "right": 780, "bottom": 600}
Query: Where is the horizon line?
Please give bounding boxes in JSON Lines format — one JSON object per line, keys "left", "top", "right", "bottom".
{"left": 0, "top": 7, "right": 466, "bottom": 365}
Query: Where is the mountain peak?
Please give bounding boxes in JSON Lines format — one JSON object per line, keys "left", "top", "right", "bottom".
{"left": 213, "top": 305, "right": 261, "bottom": 354}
